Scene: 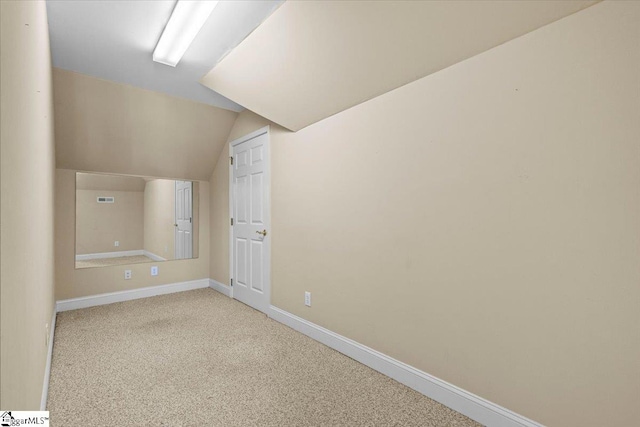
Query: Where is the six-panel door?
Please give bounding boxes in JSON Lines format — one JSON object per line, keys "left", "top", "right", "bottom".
{"left": 232, "top": 132, "right": 269, "bottom": 313}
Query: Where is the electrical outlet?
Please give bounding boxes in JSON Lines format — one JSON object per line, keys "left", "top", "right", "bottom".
{"left": 305, "top": 291, "right": 311, "bottom": 307}
{"left": 151, "top": 266, "right": 158, "bottom": 276}
{"left": 45, "top": 323, "right": 49, "bottom": 347}
{"left": 114, "top": 241, "right": 120, "bottom": 247}
{"left": 124, "top": 269, "right": 132, "bottom": 280}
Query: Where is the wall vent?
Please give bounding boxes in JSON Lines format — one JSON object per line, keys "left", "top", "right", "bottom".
{"left": 97, "top": 196, "right": 115, "bottom": 203}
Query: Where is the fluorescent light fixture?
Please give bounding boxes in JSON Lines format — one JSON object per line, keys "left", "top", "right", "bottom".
{"left": 153, "top": 0, "right": 219, "bottom": 67}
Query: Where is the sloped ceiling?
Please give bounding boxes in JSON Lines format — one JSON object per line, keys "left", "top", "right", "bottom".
{"left": 46, "top": 0, "right": 283, "bottom": 111}
{"left": 201, "top": 0, "right": 598, "bottom": 131}
{"left": 54, "top": 69, "right": 237, "bottom": 181}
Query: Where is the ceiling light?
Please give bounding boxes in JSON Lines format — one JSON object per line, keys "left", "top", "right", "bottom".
{"left": 153, "top": 0, "right": 219, "bottom": 67}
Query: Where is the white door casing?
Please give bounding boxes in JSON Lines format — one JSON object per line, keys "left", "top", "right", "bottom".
{"left": 230, "top": 127, "right": 271, "bottom": 313}
{"left": 174, "top": 180, "right": 193, "bottom": 259}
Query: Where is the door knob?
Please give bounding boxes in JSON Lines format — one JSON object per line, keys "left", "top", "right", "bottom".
{"left": 256, "top": 230, "right": 267, "bottom": 237}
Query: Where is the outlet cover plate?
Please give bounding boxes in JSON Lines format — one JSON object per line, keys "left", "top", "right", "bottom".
{"left": 305, "top": 292, "right": 311, "bottom": 307}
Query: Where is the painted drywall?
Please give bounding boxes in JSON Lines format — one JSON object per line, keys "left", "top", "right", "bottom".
{"left": 0, "top": 0, "right": 56, "bottom": 409}
{"left": 143, "top": 179, "right": 176, "bottom": 260}
{"left": 53, "top": 68, "right": 237, "bottom": 181}
{"left": 76, "top": 172, "right": 146, "bottom": 191}
{"left": 46, "top": 0, "right": 283, "bottom": 111}
{"left": 76, "top": 190, "right": 144, "bottom": 255}
{"left": 209, "top": 2, "right": 640, "bottom": 426}
{"left": 56, "top": 169, "right": 209, "bottom": 300}
{"left": 209, "top": 146, "right": 229, "bottom": 283}
{"left": 201, "top": 0, "right": 597, "bottom": 131}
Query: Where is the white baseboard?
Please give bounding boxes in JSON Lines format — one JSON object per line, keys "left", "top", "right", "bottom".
{"left": 208, "top": 279, "right": 232, "bottom": 297}
{"left": 75, "top": 249, "right": 143, "bottom": 261}
{"left": 50, "top": 281, "right": 541, "bottom": 426}
{"left": 143, "top": 250, "right": 167, "bottom": 261}
{"left": 41, "top": 308, "right": 56, "bottom": 410}
{"left": 56, "top": 279, "right": 209, "bottom": 312}
{"left": 268, "top": 306, "right": 543, "bottom": 427}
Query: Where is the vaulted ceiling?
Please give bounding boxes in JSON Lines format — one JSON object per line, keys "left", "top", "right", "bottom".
{"left": 201, "top": 0, "right": 598, "bottom": 131}
{"left": 47, "top": 1, "right": 285, "bottom": 180}
{"left": 47, "top": 0, "right": 283, "bottom": 111}
{"left": 54, "top": 69, "right": 237, "bottom": 181}
{"left": 48, "top": 0, "right": 598, "bottom": 179}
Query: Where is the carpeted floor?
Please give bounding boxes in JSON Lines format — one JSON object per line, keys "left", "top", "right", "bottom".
{"left": 75, "top": 254, "right": 154, "bottom": 269}
{"left": 47, "top": 289, "right": 481, "bottom": 426}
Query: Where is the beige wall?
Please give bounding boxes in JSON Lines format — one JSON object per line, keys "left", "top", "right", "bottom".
{"left": 56, "top": 169, "right": 210, "bottom": 300}
{"left": 53, "top": 68, "right": 237, "bottom": 181}
{"left": 209, "top": 147, "right": 229, "bottom": 282}
{"left": 143, "top": 179, "right": 176, "bottom": 259}
{"left": 208, "top": 3, "right": 640, "bottom": 426}
{"left": 76, "top": 189, "right": 144, "bottom": 254}
{"left": 0, "top": 1, "right": 56, "bottom": 409}
{"left": 76, "top": 172, "right": 146, "bottom": 192}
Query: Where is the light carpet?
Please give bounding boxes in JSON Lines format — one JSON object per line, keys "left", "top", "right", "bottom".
{"left": 75, "top": 254, "right": 154, "bottom": 269}
{"left": 48, "top": 289, "right": 481, "bottom": 426}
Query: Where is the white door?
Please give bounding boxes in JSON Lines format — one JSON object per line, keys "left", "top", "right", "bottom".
{"left": 174, "top": 180, "right": 193, "bottom": 259}
{"left": 231, "top": 128, "right": 270, "bottom": 313}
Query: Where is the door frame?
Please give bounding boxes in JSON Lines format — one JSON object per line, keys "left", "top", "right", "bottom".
{"left": 228, "top": 126, "right": 271, "bottom": 310}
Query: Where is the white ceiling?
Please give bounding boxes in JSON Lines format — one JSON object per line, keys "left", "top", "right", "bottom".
{"left": 46, "top": 0, "right": 283, "bottom": 112}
